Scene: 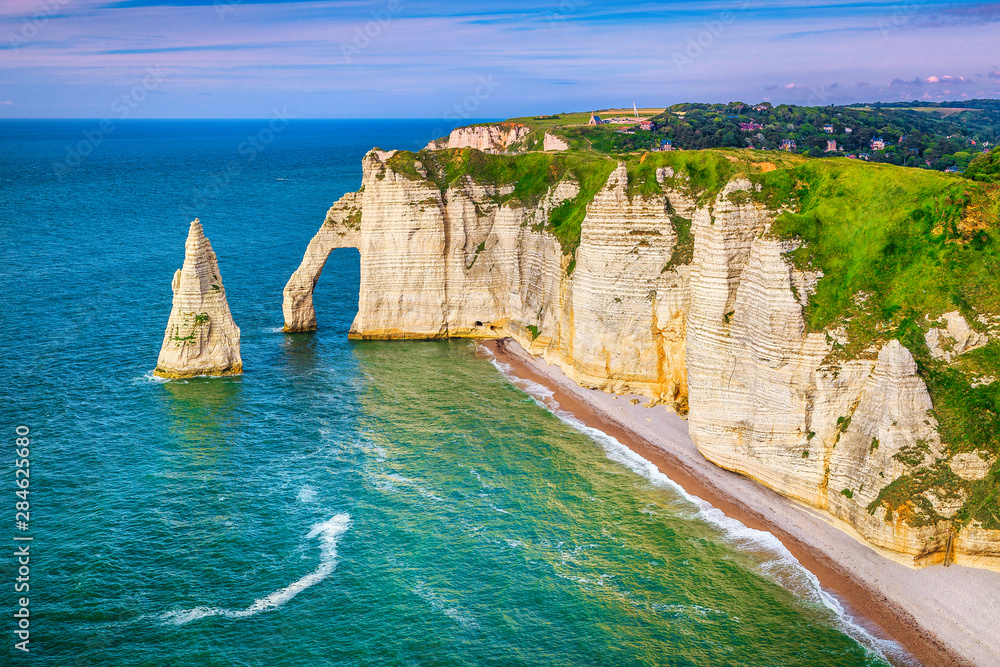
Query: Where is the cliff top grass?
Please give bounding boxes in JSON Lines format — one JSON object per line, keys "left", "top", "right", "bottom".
{"left": 382, "top": 149, "right": 1000, "bottom": 338}
{"left": 384, "top": 147, "right": 617, "bottom": 256}
{"left": 382, "top": 144, "right": 1000, "bottom": 343}
{"left": 626, "top": 149, "right": 1000, "bottom": 529}
{"left": 502, "top": 109, "right": 665, "bottom": 131}
{"left": 382, "top": 142, "right": 1000, "bottom": 528}
{"left": 742, "top": 156, "right": 1000, "bottom": 529}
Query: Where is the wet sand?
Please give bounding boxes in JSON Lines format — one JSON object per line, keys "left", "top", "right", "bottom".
{"left": 483, "top": 338, "right": 1000, "bottom": 667}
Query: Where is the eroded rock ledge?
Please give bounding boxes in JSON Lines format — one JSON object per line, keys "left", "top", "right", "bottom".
{"left": 425, "top": 123, "right": 530, "bottom": 153}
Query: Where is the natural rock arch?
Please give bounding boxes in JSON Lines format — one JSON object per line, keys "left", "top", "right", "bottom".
{"left": 283, "top": 192, "right": 362, "bottom": 332}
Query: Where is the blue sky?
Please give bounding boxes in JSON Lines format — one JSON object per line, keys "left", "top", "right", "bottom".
{"left": 1, "top": 0, "right": 998, "bottom": 118}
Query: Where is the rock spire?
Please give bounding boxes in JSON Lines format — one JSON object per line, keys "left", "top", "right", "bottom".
{"left": 154, "top": 219, "right": 242, "bottom": 378}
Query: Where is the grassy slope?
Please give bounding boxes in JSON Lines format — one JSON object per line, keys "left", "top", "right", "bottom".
{"left": 630, "top": 150, "right": 1000, "bottom": 529}
{"left": 751, "top": 156, "right": 1000, "bottom": 529}
{"left": 384, "top": 143, "right": 1000, "bottom": 530}
{"left": 966, "top": 146, "right": 1000, "bottom": 183}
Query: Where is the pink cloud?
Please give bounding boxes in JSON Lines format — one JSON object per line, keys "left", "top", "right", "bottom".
{"left": 3, "top": 1, "right": 999, "bottom": 118}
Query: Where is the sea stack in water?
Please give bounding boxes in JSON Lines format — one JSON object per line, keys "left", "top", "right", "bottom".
{"left": 154, "top": 219, "right": 242, "bottom": 378}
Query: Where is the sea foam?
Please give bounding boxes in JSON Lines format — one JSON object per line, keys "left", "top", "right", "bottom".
{"left": 136, "top": 370, "right": 170, "bottom": 384}
{"left": 490, "top": 357, "right": 911, "bottom": 666}
{"left": 162, "top": 513, "right": 351, "bottom": 625}
{"left": 296, "top": 485, "right": 317, "bottom": 503}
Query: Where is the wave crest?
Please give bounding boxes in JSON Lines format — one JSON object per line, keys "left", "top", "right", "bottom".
{"left": 162, "top": 513, "right": 351, "bottom": 625}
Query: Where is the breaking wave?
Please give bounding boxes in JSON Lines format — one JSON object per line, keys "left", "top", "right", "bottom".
{"left": 162, "top": 513, "right": 351, "bottom": 625}
{"left": 488, "top": 352, "right": 909, "bottom": 666}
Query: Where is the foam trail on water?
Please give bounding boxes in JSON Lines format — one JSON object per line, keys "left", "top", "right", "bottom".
{"left": 412, "top": 581, "right": 480, "bottom": 631}
{"left": 489, "top": 357, "right": 910, "bottom": 666}
{"left": 162, "top": 513, "right": 351, "bottom": 625}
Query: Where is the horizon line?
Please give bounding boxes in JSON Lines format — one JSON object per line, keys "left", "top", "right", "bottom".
{"left": 2, "top": 97, "right": 999, "bottom": 123}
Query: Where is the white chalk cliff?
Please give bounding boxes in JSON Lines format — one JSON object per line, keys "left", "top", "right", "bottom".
{"left": 284, "top": 149, "right": 1000, "bottom": 569}
{"left": 425, "top": 123, "right": 530, "bottom": 153}
{"left": 543, "top": 133, "right": 570, "bottom": 151}
{"left": 155, "top": 219, "right": 242, "bottom": 378}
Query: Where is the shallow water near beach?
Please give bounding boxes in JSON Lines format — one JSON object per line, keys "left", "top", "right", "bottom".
{"left": 2, "top": 119, "right": 906, "bottom": 666}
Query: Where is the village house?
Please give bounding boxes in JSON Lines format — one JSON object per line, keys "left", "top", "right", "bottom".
{"left": 638, "top": 120, "right": 655, "bottom": 131}
{"left": 871, "top": 136, "right": 886, "bottom": 151}
{"left": 825, "top": 140, "right": 838, "bottom": 152}
{"left": 780, "top": 139, "right": 796, "bottom": 151}
{"left": 739, "top": 121, "right": 763, "bottom": 131}
{"left": 823, "top": 125, "right": 834, "bottom": 134}
{"left": 658, "top": 139, "right": 674, "bottom": 151}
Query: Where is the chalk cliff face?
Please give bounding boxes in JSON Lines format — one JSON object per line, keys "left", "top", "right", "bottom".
{"left": 683, "top": 188, "right": 952, "bottom": 562}
{"left": 155, "top": 219, "right": 242, "bottom": 378}
{"left": 425, "top": 123, "right": 530, "bottom": 152}
{"left": 543, "top": 133, "right": 570, "bottom": 151}
{"left": 286, "top": 152, "right": 693, "bottom": 407}
{"left": 283, "top": 149, "right": 999, "bottom": 569}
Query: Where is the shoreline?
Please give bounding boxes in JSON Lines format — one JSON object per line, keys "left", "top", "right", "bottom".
{"left": 482, "top": 338, "right": 1000, "bottom": 667}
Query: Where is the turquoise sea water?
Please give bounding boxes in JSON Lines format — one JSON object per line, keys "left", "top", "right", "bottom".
{"left": 2, "top": 120, "right": 909, "bottom": 666}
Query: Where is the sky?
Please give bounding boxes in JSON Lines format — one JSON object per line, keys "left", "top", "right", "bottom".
{"left": 1, "top": 0, "right": 999, "bottom": 118}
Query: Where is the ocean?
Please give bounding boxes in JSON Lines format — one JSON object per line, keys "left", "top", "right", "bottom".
{"left": 1, "top": 119, "right": 906, "bottom": 666}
